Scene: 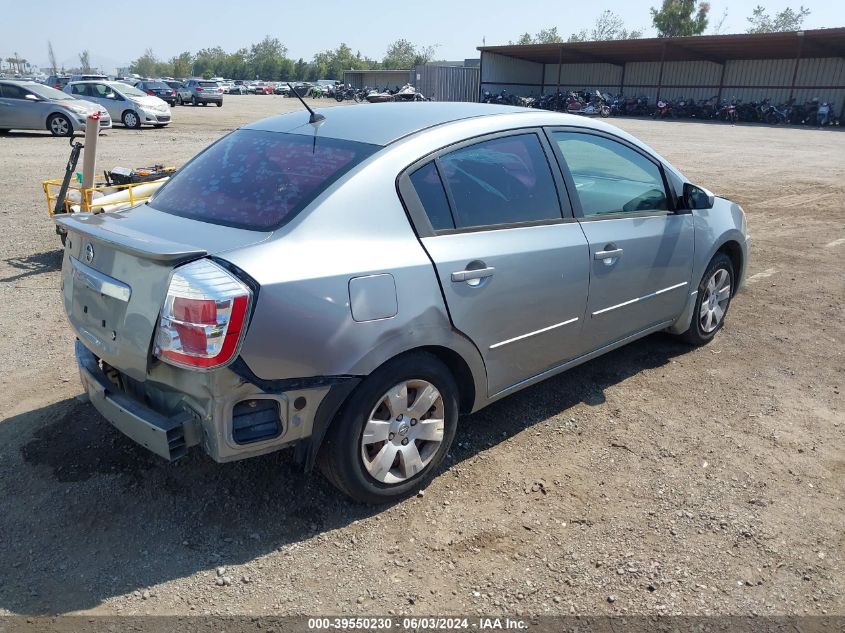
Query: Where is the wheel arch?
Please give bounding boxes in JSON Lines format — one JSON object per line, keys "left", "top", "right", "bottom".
{"left": 298, "top": 343, "right": 484, "bottom": 473}
{"left": 716, "top": 239, "right": 744, "bottom": 295}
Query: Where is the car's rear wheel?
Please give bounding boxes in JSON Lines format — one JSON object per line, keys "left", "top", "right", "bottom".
{"left": 176, "top": 95, "right": 183, "bottom": 105}
{"left": 216, "top": 101, "right": 223, "bottom": 107}
{"left": 319, "top": 352, "right": 458, "bottom": 504}
{"left": 678, "top": 252, "right": 734, "bottom": 346}
{"left": 47, "top": 113, "right": 72, "bottom": 137}
{"left": 122, "top": 110, "right": 141, "bottom": 129}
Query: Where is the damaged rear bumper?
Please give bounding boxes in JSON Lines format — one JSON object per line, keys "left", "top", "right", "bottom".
{"left": 75, "top": 340, "right": 346, "bottom": 464}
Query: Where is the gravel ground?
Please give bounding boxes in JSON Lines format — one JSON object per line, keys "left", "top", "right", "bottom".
{"left": 0, "top": 97, "right": 842, "bottom": 618}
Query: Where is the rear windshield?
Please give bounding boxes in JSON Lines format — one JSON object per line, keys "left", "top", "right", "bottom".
{"left": 144, "top": 81, "right": 170, "bottom": 89}
{"left": 199, "top": 81, "right": 218, "bottom": 88}
{"left": 150, "top": 129, "right": 379, "bottom": 230}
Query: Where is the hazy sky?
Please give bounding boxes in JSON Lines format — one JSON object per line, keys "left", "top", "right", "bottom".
{"left": 2, "top": 0, "right": 842, "bottom": 72}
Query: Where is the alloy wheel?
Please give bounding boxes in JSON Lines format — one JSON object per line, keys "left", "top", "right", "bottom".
{"left": 360, "top": 380, "right": 445, "bottom": 484}
{"left": 700, "top": 268, "right": 731, "bottom": 333}
{"left": 50, "top": 116, "right": 69, "bottom": 136}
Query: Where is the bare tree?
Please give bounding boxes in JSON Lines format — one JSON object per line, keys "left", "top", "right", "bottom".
{"left": 711, "top": 8, "right": 729, "bottom": 34}
{"left": 47, "top": 41, "right": 58, "bottom": 75}
{"left": 79, "top": 50, "right": 91, "bottom": 73}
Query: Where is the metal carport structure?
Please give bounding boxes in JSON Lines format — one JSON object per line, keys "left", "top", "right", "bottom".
{"left": 478, "top": 28, "right": 845, "bottom": 116}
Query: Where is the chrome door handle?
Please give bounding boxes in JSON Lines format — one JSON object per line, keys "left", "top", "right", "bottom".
{"left": 451, "top": 267, "right": 495, "bottom": 282}
{"left": 594, "top": 248, "right": 623, "bottom": 260}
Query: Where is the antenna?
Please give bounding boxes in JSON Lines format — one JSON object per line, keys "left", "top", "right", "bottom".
{"left": 288, "top": 82, "right": 326, "bottom": 125}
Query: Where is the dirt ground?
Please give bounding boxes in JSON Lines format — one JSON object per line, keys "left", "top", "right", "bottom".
{"left": 0, "top": 96, "right": 842, "bottom": 618}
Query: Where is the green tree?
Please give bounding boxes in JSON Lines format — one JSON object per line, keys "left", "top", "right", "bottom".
{"left": 249, "top": 36, "right": 287, "bottom": 80}
{"left": 746, "top": 5, "right": 810, "bottom": 33}
{"left": 78, "top": 49, "right": 92, "bottom": 72}
{"left": 129, "top": 48, "right": 160, "bottom": 77}
{"left": 515, "top": 32, "right": 534, "bottom": 45}
{"left": 383, "top": 39, "right": 417, "bottom": 69}
{"left": 294, "top": 57, "right": 309, "bottom": 81}
{"left": 193, "top": 47, "right": 229, "bottom": 78}
{"left": 651, "top": 0, "right": 710, "bottom": 36}
{"left": 47, "top": 41, "right": 58, "bottom": 74}
{"left": 202, "top": 69, "right": 213, "bottom": 80}
{"left": 169, "top": 51, "right": 193, "bottom": 78}
{"left": 534, "top": 27, "right": 563, "bottom": 43}
{"left": 383, "top": 39, "right": 436, "bottom": 69}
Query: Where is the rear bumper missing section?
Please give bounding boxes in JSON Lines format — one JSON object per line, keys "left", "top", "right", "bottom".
{"left": 75, "top": 340, "right": 346, "bottom": 465}
{"left": 76, "top": 340, "right": 200, "bottom": 460}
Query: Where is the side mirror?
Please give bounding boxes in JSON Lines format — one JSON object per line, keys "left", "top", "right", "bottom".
{"left": 24, "top": 93, "right": 40, "bottom": 101}
{"left": 683, "top": 182, "right": 715, "bottom": 210}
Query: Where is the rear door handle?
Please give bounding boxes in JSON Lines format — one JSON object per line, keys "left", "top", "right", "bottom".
{"left": 594, "top": 248, "right": 623, "bottom": 260}
{"left": 451, "top": 267, "right": 495, "bottom": 282}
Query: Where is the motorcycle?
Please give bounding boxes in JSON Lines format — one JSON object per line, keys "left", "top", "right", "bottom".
{"left": 566, "top": 90, "right": 610, "bottom": 117}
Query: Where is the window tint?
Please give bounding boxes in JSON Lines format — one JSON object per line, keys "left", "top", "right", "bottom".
{"left": 0, "top": 84, "right": 26, "bottom": 99}
{"left": 409, "top": 162, "right": 454, "bottom": 231}
{"left": 151, "top": 129, "right": 379, "bottom": 231}
{"left": 71, "top": 83, "right": 89, "bottom": 96}
{"left": 438, "top": 134, "right": 560, "bottom": 229}
{"left": 553, "top": 132, "right": 668, "bottom": 217}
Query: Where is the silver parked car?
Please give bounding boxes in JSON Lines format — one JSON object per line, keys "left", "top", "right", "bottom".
{"left": 64, "top": 80, "right": 171, "bottom": 128}
{"left": 0, "top": 80, "right": 111, "bottom": 136}
{"left": 181, "top": 79, "right": 224, "bottom": 106}
{"left": 56, "top": 103, "right": 748, "bottom": 503}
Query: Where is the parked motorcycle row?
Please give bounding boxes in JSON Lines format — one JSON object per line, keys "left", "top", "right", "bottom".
{"left": 482, "top": 88, "right": 840, "bottom": 126}
{"left": 329, "top": 83, "right": 430, "bottom": 103}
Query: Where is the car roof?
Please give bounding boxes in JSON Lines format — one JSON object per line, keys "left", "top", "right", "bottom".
{"left": 245, "top": 102, "right": 602, "bottom": 146}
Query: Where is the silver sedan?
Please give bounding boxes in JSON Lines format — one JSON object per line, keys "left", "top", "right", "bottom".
{"left": 0, "top": 80, "right": 111, "bottom": 136}
{"left": 57, "top": 103, "right": 748, "bottom": 503}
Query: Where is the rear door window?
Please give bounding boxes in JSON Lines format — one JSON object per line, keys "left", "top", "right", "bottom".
{"left": 70, "top": 83, "right": 89, "bottom": 97}
{"left": 437, "top": 133, "right": 561, "bottom": 229}
{"left": 150, "top": 129, "right": 379, "bottom": 230}
{"left": 408, "top": 162, "right": 454, "bottom": 231}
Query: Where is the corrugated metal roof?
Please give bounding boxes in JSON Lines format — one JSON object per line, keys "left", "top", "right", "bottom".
{"left": 478, "top": 28, "right": 845, "bottom": 65}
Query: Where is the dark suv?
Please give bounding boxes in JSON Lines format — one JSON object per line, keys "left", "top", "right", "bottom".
{"left": 136, "top": 80, "right": 177, "bottom": 106}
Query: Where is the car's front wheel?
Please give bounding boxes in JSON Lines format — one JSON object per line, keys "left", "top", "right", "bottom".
{"left": 48, "top": 113, "right": 72, "bottom": 137}
{"left": 679, "top": 252, "right": 734, "bottom": 346}
{"left": 319, "top": 353, "right": 458, "bottom": 504}
{"left": 122, "top": 110, "right": 141, "bottom": 129}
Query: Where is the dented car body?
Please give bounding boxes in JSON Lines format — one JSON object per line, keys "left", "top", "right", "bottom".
{"left": 58, "top": 103, "right": 748, "bottom": 502}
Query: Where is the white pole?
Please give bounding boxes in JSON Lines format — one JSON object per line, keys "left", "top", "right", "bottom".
{"left": 81, "top": 112, "right": 100, "bottom": 210}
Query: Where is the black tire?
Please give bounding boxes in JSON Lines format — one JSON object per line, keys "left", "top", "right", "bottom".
{"left": 191, "top": 96, "right": 198, "bottom": 106}
{"left": 678, "top": 252, "right": 735, "bottom": 346}
{"left": 122, "top": 110, "right": 141, "bottom": 129}
{"left": 47, "top": 113, "right": 73, "bottom": 137}
{"left": 335, "top": 93, "right": 344, "bottom": 102}
{"left": 216, "top": 101, "right": 222, "bottom": 107}
{"left": 319, "top": 352, "right": 459, "bottom": 504}
{"left": 176, "top": 95, "right": 183, "bottom": 105}
{"left": 0, "top": 129, "right": 9, "bottom": 134}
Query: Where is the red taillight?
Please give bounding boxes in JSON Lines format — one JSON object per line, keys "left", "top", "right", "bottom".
{"left": 196, "top": 87, "right": 204, "bottom": 92}
{"left": 154, "top": 260, "right": 252, "bottom": 370}
{"left": 146, "top": 89, "right": 154, "bottom": 95}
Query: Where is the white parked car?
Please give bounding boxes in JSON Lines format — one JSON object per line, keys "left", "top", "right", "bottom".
{"left": 64, "top": 80, "right": 171, "bottom": 129}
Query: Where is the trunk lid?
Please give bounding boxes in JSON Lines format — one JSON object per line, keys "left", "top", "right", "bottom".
{"left": 57, "top": 205, "right": 269, "bottom": 381}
